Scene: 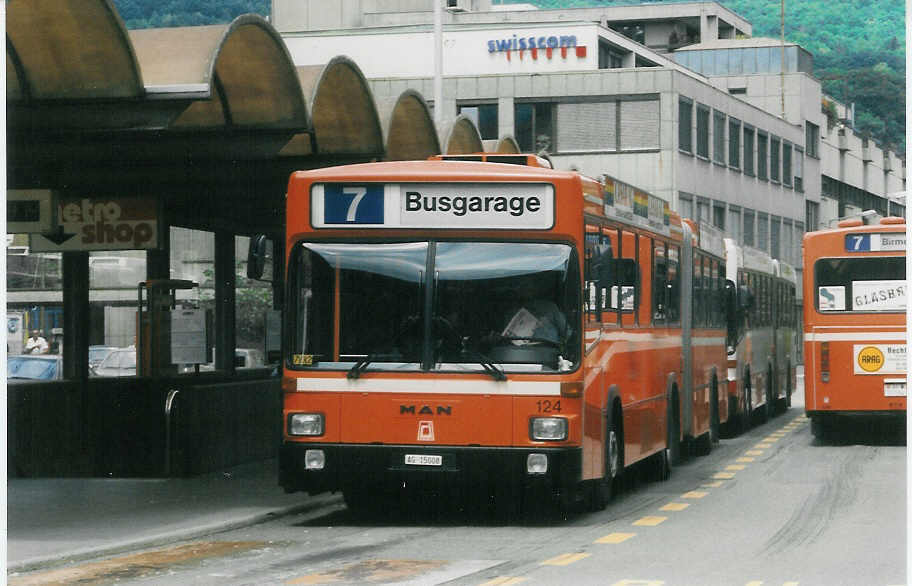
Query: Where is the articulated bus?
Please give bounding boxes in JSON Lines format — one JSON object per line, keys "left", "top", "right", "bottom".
{"left": 723, "top": 238, "right": 798, "bottom": 432}
{"left": 802, "top": 216, "right": 906, "bottom": 437}
{"left": 274, "top": 160, "right": 733, "bottom": 513}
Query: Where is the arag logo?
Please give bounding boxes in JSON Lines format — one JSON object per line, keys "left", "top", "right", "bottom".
{"left": 857, "top": 346, "right": 885, "bottom": 372}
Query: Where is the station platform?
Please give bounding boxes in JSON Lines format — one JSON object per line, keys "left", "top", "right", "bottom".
{"left": 7, "top": 458, "right": 336, "bottom": 574}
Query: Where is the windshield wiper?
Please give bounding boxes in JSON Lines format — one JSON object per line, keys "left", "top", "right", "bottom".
{"left": 347, "top": 355, "right": 377, "bottom": 379}
{"left": 469, "top": 349, "right": 506, "bottom": 381}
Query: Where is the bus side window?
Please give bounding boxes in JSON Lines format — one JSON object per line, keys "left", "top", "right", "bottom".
{"left": 585, "top": 224, "right": 611, "bottom": 323}
{"left": 693, "top": 255, "right": 704, "bottom": 328}
{"left": 667, "top": 245, "right": 681, "bottom": 324}
{"left": 653, "top": 241, "right": 667, "bottom": 323}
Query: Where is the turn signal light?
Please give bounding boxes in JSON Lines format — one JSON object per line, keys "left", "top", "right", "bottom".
{"left": 820, "top": 342, "right": 830, "bottom": 383}
{"left": 560, "top": 381, "right": 583, "bottom": 397}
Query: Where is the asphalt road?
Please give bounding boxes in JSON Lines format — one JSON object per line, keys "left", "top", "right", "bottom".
{"left": 11, "top": 386, "right": 906, "bottom": 586}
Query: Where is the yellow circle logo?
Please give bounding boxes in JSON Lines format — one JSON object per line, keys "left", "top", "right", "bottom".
{"left": 857, "top": 346, "right": 885, "bottom": 372}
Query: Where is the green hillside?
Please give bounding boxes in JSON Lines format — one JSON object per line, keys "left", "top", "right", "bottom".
{"left": 111, "top": 0, "right": 904, "bottom": 149}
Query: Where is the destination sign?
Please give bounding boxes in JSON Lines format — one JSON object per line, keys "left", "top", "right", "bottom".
{"left": 845, "top": 233, "right": 906, "bottom": 252}
{"left": 311, "top": 183, "right": 555, "bottom": 229}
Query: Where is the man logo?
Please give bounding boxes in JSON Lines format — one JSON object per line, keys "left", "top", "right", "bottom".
{"left": 418, "top": 421, "right": 435, "bottom": 441}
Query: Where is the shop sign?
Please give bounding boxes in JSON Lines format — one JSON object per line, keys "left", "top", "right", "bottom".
{"left": 30, "top": 196, "right": 160, "bottom": 252}
{"left": 486, "top": 33, "right": 586, "bottom": 60}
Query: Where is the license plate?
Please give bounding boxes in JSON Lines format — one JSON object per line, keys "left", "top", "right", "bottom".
{"left": 884, "top": 379, "right": 906, "bottom": 397}
{"left": 404, "top": 454, "right": 442, "bottom": 466}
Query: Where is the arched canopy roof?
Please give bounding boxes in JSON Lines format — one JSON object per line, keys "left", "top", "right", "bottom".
{"left": 296, "top": 57, "right": 384, "bottom": 157}
{"left": 496, "top": 136, "right": 521, "bottom": 153}
{"left": 379, "top": 90, "right": 441, "bottom": 161}
{"left": 7, "top": 0, "right": 143, "bottom": 101}
{"left": 130, "top": 16, "right": 309, "bottom": 129}
{"left": 444, "top": 116, "right": 484, "bottom": 154}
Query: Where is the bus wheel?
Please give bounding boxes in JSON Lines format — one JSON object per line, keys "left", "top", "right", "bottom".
{"left": 709, "top": 379, "right": 721, "bottom": 444}
{"left": 740, "top": 376, "right": 752, "bottom": 432}
{"left": 763, "top": 367, "right": 774, "bottom": 422}
{"left": 811, "top": 415, "right": 827, "bottom": 440}
{"left": 668, "top": 391, "right": 682, "bottom": 465}
{"left": 590, "top": 418, "right": 621, "bottom": 511}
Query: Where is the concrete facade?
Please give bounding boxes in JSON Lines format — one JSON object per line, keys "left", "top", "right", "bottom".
{"left": 272, "top": 0, "right": 904, "bottom": 269}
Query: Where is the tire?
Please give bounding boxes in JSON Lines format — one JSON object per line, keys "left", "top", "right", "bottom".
{"left": 811, "top": 415, "right": 826, "bottom": 440}
{"left": 693, "top": 429, "right": 712, "bottom": 456}
{"left": 763, "top": 368, "right": 774, "bottom": 422}
{"left": 709, "top": 380, "right": 721, "bottom": 444}
{"left": 590, "top": 413, "right": 621, "bottom": 511}
{"left": 668, "top": 391, "right": 682, "bottom": 465}
{"left": 740, "top": 374, "right": 752, "bottom": 432}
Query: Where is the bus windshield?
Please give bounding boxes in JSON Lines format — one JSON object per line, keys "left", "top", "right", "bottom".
{"left": 289, "top": 241, "right": 579, "bottom": 373}
{"left": 814, "top": 256, "right": 906, "bottom": 313}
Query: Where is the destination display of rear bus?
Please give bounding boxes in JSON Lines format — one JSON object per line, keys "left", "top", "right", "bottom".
{"left": 802, "top": 216, "right": 907, "bottom": 437}
{"left": 269, "top": 159, "right": 743, "bottom": 513}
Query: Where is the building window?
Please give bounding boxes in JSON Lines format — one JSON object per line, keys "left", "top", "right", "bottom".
{"left": 619, "top": 100, "right": 660, "bottom": 150}
{"left": 757, "top": 212, "right": 769, "bottom": 252}
{"left": 743, "top": 209, "right": 755, "bottom": 247}
{"left": 556, "top": 102, "right": 615, "bottom": 152}
{"left": 805, "top": 122, "right": 819, "bottom": 158}
{"left": 515, "top": 102, "right": 554, "bottom": 153}
{"left": 782, "top": 143, "right": 792, "bottom": 187}
{"left": 713, "top": 111, "right": 726, "bottom": 164}
{"left": 728, "top": 118, "right": 741, "bottom": 168}
{"left": 458, "top": 103, "right": 498, "bottom": 141}
{"left": 712, "top": 202, "right": 726, "bottom": 230}
{"left": 236, "top": 236, "right": 277, "bottom": 370}
{"left": 770, "top": 216, "right": 781, "bottom": 259}
{"left": 794, "top": 147, "right": 804, "bottom": 192}
{"left": 727, "top": 206, "right": 741, "bottom": 243}
{"left": 743, "top": 126, "right": 755, "bottom": 176}
{"left": 679, "top": 98, "right": 693, "bottom": 153}
{"left": 678, "top": 192, "right": 694, "bottom": 220}
{"left": 171, "top": 227, "right": 216, "bottom": 372}
{"left": 696, "top": 104, "right": 710, "bottom": 158}
{"left": 757, "top": 132, "right": 768, "bottom": 180}
{"left": 697, "top": 197, "right": 710, "bottom": 225}
{"left": 770, "top": 137, "right": 781, "bottom": 182}
{"left": 599, "top": 43, "right": 626, "bottom": 69}
{"left": 806, "top": 201, "right": 819, "bottom": 232}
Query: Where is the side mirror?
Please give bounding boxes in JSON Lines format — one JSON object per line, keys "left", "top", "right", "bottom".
{"left": 247, "top": 235, "right": 273, "bottom": 281}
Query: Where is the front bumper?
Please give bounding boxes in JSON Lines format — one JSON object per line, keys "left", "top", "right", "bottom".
{"left": 279, "top": 443, "right": 582, "bottom": 496}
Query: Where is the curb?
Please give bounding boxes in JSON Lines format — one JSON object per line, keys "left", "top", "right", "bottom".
{"left": 8, "top": 493, "right": 342, "bottom": 575}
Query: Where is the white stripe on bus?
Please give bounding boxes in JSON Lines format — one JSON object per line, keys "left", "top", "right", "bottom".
{"left": 803, "top": 332, "right": 906, "bottom": 342}
{"left": 295, "top": 377, "right": 561, "bottom": 395}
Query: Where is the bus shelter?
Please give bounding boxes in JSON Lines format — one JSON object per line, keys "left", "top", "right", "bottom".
{"left": 6, "top": 0, "right": 458, "bottom": 477}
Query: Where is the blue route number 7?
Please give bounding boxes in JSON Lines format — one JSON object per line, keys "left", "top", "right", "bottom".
{"left": 324, "top": 184, "right": 384, "bottom": 224}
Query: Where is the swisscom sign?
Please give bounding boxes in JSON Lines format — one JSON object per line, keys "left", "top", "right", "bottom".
{"left": 311, "top": 183, "right": 555, "bottom": 229}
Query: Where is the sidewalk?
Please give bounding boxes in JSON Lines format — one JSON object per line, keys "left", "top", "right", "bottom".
{"left": 7, "top": 459, "right": 339, "bottom": 573}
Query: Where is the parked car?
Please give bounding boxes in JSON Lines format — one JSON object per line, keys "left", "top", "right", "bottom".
{"left": 89, "top": 345, "right": 117, "bottom": 370}
{"left": 91, "top": 347, "right": 136, "bottom": 377}
{"left": 7, "top": 354, "right": 63, "bottom": 381}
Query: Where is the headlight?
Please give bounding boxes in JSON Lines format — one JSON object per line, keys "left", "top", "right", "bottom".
{"left": 288, "top": 413, "right": 324, "bottom": 436}
{"left": 530, "top": 417, "right": 568, "bottom": 441}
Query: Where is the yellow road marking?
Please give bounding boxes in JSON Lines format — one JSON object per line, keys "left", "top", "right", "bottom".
{"left": 480, "top": 577, "right": 527, "bottom": 585}
{"left": 702, "top": 481, "right": 724, "bottom": 487}
{"left": 595, "top": 532, "right": 636, "bottom": 544}
{"left": 661, "top": 502, "right": 690, "bottom": 511}
{"left": 726, "top": 464, "right": 746, "bottom": 471}
{"left": 745, "top": 582, "right": 763, "bottom": 586}
{"left": 746, "top": 450, "right": 763, "bottom": 456}
{"left": 714, "top": 472, "right": 736, "bottom": 479}
{"left": 762, "top": 436, "right": 780, "bottom": 442}
{"left": 611, "top": 581, "right": 665, "bottom": 586}
{"left": 541, "top": 552, "right": 590, "bottom": 566}
{"left": 755, "top": 442, "right": 773, "bottom": 449}
{"left": 783, "top": 582, "right": 800, "bottom": 586}
{"left": 633, "top": 516, "right": 667, "bottom": 526}
{"left": 681, "top": 490, "right": 707, "bottom": 499}
{"left": 736, "top": 457, "right": 755, "bottom": 463}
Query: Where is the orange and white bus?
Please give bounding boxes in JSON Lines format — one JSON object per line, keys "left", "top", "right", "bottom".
{"left": 723, "top": 239, "right": 798, "bottom": 432}
{"left": 273, "top": 160, "right": 731, "bottom": 512}
{"left": 802, "top": 217, "right": 906, "bottom": 437}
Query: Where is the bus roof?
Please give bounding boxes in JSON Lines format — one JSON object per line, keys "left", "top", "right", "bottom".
{"left": 429, "top": 153, "right": 553, "bottom": 168}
